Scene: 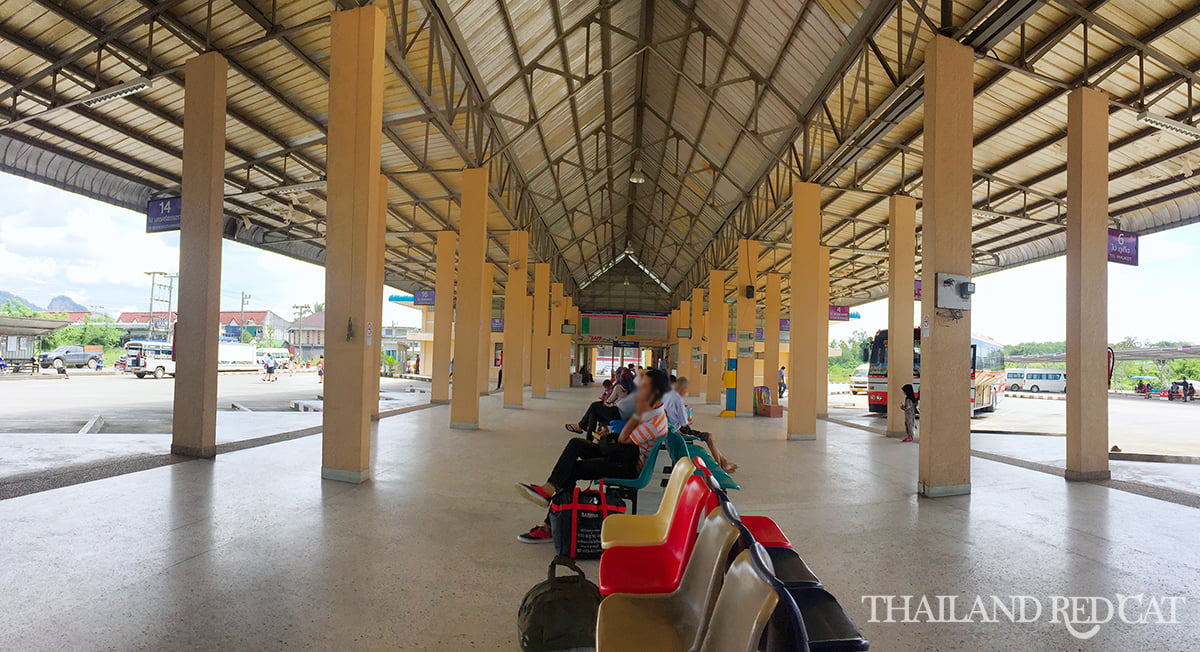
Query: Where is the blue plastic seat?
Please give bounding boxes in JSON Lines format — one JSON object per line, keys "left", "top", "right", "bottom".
{"left": 666, "top": 429, "right": 741, "bottom": 491}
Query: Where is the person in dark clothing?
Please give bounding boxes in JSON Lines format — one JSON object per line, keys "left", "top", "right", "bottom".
{"left": 900, "top": 384, "right": 918, "bottom": 442}
{"left": 565, "top": 379, "right": 626, "bottom": 439}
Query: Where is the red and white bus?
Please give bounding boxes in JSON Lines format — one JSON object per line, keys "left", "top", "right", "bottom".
{"left": 865, "top": 328, "right": 1006, "bottom": 413}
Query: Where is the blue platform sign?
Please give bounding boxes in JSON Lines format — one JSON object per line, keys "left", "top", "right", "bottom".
{"left": 413, "top": 289, "right": 436, "bottom": 305}
{"left": 146, "top": 196, "right": 181, "bottom": 233}
{"left": 613, "top": 340, "right": 639, "bottom": 348}
{"left": 1108, "top": 229, "right": 1139, "bottom": 266}
{"left": 491, "top": 318, "right": 504, "bottom": 331}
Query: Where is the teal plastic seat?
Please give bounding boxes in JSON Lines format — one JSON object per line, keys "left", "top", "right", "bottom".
{"left": 605, "top": 420, "right": 663, "bottom": 514}
{"left": 667, "top": 429, "right": 741, "bottom": 491}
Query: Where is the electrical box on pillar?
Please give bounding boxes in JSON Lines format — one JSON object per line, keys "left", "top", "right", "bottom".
{"left": 935, "top": 273, "right": 974, "bottom": 310}
{"left": 744, "top": 285, "right": 754, "bottom": 299}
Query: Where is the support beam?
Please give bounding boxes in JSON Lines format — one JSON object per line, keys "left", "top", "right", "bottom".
{"left": 504, "top": 231, "right": 530, "bottom": 408}
{"left": 918, "top": 36, "right": 974, "bottom": 498}
{"left": 478, "top": 264, "right": 493, "bottom": 395}
{"left": 431, "top": 231, "right": 456, "bottom": 404}
{"left": 887, "top": 195, "right": 918, "bottom": 437}
{"left": 816, "top": 246, "right": 830, "bottom": 418}
{"left": 706, "top": 270, "right": 729, "bottom": 404}
{"left": 1065, "top": 86, "right": 1112, "bottom": 481}
{"left": 449, "top": 167, "right": 488, "bottom": 429}
{"left": 764, "top": 273, "right": 782, "bottom": 402}
{"left": 531, "top": 263, "right": 550, "bottom": 398}
{"left": 788, "top": 182, "right": 820, "bottom": 440}
{"left": 322, "top": 6, "right": 386, "bottom": 482}
{"left": 523, "top": 294, "right": 533, "bottom": 387}
{"left": 550, "top": 282, "right": 565, "bottom": 389}
{"left": 369, "top": 174, "right": 387, "bottom": 417}
{"left": 171, "top": 51, "right": 227, "bottom": 459}
{"left": 678, "top": 300, "right": 692, "bottom": 380}
{"left": 690, "top": 288, "right": 705, "bottom": 384}
{"left": 735, "top": 240, "right": 760, "bottom": 416}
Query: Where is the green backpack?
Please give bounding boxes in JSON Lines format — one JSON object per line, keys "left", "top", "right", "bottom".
{"left": 517, "top": 556, "right": 603, "bottom": 651}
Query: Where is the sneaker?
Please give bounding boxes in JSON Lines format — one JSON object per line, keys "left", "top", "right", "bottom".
{"left": 515, "top": 482, "right": 551, "bottom": 508}
{"left": 902, "top": 436, "right": 914, "bottom": 442}
{"left": 517, "top": 526, "right": 553, "bottom": 544}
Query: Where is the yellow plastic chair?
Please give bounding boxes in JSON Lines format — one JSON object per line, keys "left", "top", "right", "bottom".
{"left": 698, "top": 545, "right": 780, "bottom": 652}
{"left": 595, "top": 506, "right": 740, "bottom": 652}
{"left": 601, "top": 456, "right": 696, "bottom": 549}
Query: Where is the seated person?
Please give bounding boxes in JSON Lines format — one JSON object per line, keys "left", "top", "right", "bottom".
{"left": 516, "top": 369, "right": 672, "bottom": 543}
{"left": 664, "top": 376, "right": 739, "bottom": 474}
{"left": 565, "top": 378, "right": 627, "bottom": 438}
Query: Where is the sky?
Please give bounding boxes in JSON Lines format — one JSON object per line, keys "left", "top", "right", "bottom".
{"left": 0, "top": 174, "right": 421, "bottom": 327}
{"left": 1, "top": 172, "right": 1197, "bottom": 345}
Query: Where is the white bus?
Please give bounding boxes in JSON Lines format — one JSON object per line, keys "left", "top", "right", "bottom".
{"left": 1005, "top": 368, "right": 1066, "bottom": 393}
{"left": 865, "top": 328, "right": 1007, "bottom": 413}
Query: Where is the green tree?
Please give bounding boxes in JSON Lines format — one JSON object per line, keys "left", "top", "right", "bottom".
{"left": 312, "top": 302, "right": 326, "bottom": 313}
{"left": 0, "top": 299, "right": 37, "bottom": 317}
{"left": 239, "top": 329, "right": 254, "bottom": 343}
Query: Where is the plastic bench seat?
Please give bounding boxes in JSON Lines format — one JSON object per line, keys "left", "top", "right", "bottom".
{"left": 601, "top": 457, "right": 695, "bottom": 549}
{"left": 740, "top": 515, "right": 792, "bottom": 549}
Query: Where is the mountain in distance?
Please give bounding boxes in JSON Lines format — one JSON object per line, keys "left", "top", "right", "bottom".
{"left": 46, "top": 295, "right": 88, "bottom": 312}
{"left": 0, "top": 290, "right": 42, "bottom": 312}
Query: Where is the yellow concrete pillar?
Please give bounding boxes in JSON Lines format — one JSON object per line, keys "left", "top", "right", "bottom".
{"left": 706, "top": 271, "right": 728, "bottom": 404}
{"left": 550, "top": 282, "right": 565, "bottom": 389}
{"left": 887, "top": 195, "right": 917, "bottom": 437}
{"left": 690, "top": 288, "right": 704, "bottom": 384}
{"left": 816, "top": 246, "right": 830, "bottom": 418}
{"left": 321, "top": 5, "right": 386, "bottom": 481}
{"left": 531, "top": 263, "right": 550, "bottom": 398}
{"left": 735, "top": 240, "right": 760, "bottom": 415}
{"left": 171, "top": 51, "right": 227, "bottom": 459}
{"left": 678, "top": 300, "right": 691, "bottom": 379}
{"left": 918, "top": 35, "right": 974, "bottom": 497}
{"left": 1066, "top": 86, "right": 1112, "bottom": 481}
{"left": 369, "top": 174, "right": 387, "bottom": 417}
{"left": 431, "top": 230, "right": 456, "bottom": 404}
{"left": 523, "top": 293, "right": 533, "bottom": 386}
{"left": 449, "top": 168, "right": 488, "bottom": 429}
{"left": 478, "top": 264, "right": 493, "bottom": 395}
{"left": 560, "top": 297, "right": 573, "bottom": 388}
{"left": 503, "top": 231, "right": 529, "bottom": 408}
{"left": 788, "top": 182, "right": 820, "bottom": 440}
{"left": 764, "top": 273, "right": 782, "bottom": 402}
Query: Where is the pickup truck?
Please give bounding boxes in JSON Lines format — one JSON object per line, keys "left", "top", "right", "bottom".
{"left": 39, "top": 345, "right": 104, "bottom": 370}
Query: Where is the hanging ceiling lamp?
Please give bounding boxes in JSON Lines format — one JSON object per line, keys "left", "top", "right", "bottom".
{"left": 629, "top": 160, "right": 646, "bottom": 184}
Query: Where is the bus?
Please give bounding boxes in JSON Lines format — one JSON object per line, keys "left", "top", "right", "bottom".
{"left": 865, "top": 328, "right": 1007, "bottom": 414}
{"left": 1005, "top": 368, "right": 1066, "bottom": 393}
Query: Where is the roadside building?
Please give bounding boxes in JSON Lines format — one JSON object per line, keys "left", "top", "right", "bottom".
{"left": 289, "top": 312, "right": 326, "bottom": 361}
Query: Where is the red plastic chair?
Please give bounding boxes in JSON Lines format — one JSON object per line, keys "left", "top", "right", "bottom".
{"left": 692, "top": 457, "right": 793, "bottom": 549}
{"left": 598, "top": 475, "right": 718, "bottom": 595}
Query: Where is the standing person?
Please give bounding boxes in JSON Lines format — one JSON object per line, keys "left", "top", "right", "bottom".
{"left": 413, "top": 355, "right": 420, "bottom": 375}
{"left": 900, "top": 384, "right": 919, "bottom": 442}
{"left": 264, "top": 354, "right": 278, "bottom": 382}
{"left": 317, "top": 355, "right": 324, "bottom": 384}
{"left": 657, "top": 356, "right": 668, "bottom": 373}
{"left": 516, "top": 368, "right": 672, "bottom": 543}
{"left": 778, "top": 365, "right": 787, "bottom": 398}
{"left": 496, "top": 351, "right": 504, "bottom": 390}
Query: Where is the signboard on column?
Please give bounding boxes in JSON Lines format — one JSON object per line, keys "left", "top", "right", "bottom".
{"left": 736, "top": 331, "right": 755, "bottom": 357}
{"left": 1108, "top": 229, "right": 1139, "bottom": 265}
{"left": 413, "top": 289, "right": 436, "bottom": 305}
{"left": 914, "top": 280, "right": 922, "bottom": 300}
{"left": 829, "top": 305, "right": 850, "bottom": 321}
{"left": 146, "top": 197, "right": 181, "bottom": 232}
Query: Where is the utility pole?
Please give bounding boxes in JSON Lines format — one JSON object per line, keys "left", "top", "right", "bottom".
{"left": 240, "top": 292, "right": 252, "bottom": 339}
{"left": 292, "top": 303, "right": 312, "bottom": 360}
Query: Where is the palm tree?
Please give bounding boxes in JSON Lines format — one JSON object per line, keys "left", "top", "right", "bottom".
{"left": 312, "top": 302, "right": 326, "bottom": 313}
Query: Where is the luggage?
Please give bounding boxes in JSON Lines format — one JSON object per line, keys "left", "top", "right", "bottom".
{"left": 518, "top": 556, "right": 602, "bottom": 652}
{"left": 549, "top": 482, "right": 626, "bottom": 560}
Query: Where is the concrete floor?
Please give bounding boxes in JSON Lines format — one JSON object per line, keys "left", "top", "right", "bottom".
{"left": 1, "top": 387, "right": 1197, "bottom": 650}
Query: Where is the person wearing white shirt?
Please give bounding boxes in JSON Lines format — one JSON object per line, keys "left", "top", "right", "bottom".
{"left": 668, "top": 376, "right": 739, "bottom": 474}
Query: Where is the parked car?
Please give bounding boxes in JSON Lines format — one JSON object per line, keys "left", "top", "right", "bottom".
{"left": 39, "top": 345, "right": 103, "bottom": 369}
{"left": 850, "top": 363, "right": 869, "bottom": 395}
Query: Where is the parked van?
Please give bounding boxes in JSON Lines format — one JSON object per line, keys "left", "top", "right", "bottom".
{"left": 1006, "top": 368, "right": 1066, "bottom": 393}
{"left": 126, "top": 340, "right": 175, "bottom": 379}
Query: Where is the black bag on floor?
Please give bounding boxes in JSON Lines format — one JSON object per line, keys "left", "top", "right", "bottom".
{"left": 548, "top": 481, "right": 626, "bottom": 560}
{"left": 518, "top": 556, "right": 603, "bottom": 652}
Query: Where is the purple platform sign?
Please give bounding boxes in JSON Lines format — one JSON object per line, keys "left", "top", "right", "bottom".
{"left": 1108, "top": 229, "right": 1138, "bottom": 266}
{"left": 829, "top": 305, "right": 850, "bottom": 321}
{"left": 914, "top": 279, "right": 922, "bottom": 300}
{"left": 779, "top": 318, "right": 790, "bottom": 332}
{"left": 413, "top": 289, "right": 436, "bottom": 305}
{"left": 491, "top": 318, "right": 505, "bottom": 331}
